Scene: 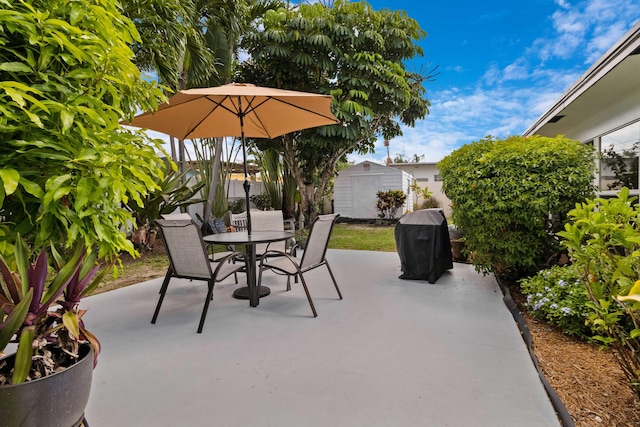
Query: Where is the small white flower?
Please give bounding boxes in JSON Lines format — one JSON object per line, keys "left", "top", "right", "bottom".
{"left": 558, "top": 280, "right": 567, "bottom": 287}
{"left": 550, "top": 303, "right": 559, "bottom": 310}
{"left": 561, "top": 307, "right": 572, "bottom": 315}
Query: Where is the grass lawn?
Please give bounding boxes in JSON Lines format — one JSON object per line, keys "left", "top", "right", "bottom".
{"left": 327, "top": 223, "right": 396, "bottom": 252}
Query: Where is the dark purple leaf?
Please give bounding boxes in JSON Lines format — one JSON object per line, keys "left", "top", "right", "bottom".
{"left": 27, "top": 251, "right": 48, "bottom": 314}
{"left": 0, "top": 257, "right": 20, "bottom": 303}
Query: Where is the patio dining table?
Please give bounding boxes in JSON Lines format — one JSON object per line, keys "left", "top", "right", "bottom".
{"left": 204, "top": 230, "right": 294, "bottom": 307}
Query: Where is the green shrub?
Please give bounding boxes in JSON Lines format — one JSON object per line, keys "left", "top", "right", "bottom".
{"left": 558, "top": 187, "right": 640, "bottom": 395}
{"left": 228, "top": 199, "right": 245, "bottom": 214}
{"left": 0, "top": 0, "right": 166, "bottom": 259}
{"left": 421, "top": 197, "right": 441, "bottom": 209}
{"left": 520, "top": 265, "right": 592, "bottom": 338}
{"left": 376, "top": 190, "right": 407, "bottom": 219}
{"left": 438, "top": 135, "right": 595, "bottom": 277}
{"left": 250, "top": 193, "right": 272, "bottom": 211}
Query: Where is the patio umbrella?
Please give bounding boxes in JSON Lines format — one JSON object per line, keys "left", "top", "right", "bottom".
{"left": 126, "top": 83, "right": 339, "bottom": 233}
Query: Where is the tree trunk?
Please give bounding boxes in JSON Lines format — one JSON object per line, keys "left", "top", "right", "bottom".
{"left": 281, "top": 135, "right": 349, "bottom": 227}
{"left": 178, "top": 138, "right": 185, "bottom": 176}
{"left": 169, "top": 136, "right": 177, "bottom": 162}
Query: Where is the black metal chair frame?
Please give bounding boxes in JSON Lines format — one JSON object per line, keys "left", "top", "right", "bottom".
{"left": 153, "top": 219, "right": 246, "bottom": 333}
{"left": 257, "top": 213, "right": 342, "bottom": 317}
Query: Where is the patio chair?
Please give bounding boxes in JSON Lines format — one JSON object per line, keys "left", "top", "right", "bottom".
{"left": 229, "top": 211, "right": 248, "bottom": 231}
{"left": 257, "top": 213, "right": 342, "bottom": 317}
{"left": 161, "top": 212, "right": 192, "bottom": 220}
{"left": 161, "top": 212, "right": 235, "bottom": 265}
{"left": 153, "top": 219, "right": 246, "bottom": 333}
{"left": 251, "top": 209, "right": 287, "bottom": 255}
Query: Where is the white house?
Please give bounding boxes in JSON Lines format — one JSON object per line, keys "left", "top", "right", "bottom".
{"left": 388, "top": 162, "right": 452, "bottom": 217}
{"left": 334, "top": 161, "right": 414, "bottom": 219}
{"left": 524, "top": 21, "right": 640, "bottom": 197}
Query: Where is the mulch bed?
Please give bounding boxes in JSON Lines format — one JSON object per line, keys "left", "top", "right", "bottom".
{"left": 506, "top": 282, "right": 640, "bottom": 426}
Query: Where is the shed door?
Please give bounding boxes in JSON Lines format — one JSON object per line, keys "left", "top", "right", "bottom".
{"left": 352, "top": 175, "right": 381, "bottom": 218}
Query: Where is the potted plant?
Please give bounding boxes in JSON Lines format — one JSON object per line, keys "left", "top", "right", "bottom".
{"left": 0, "top": 238, "right": 107, "bottom": 426}
{"left": 126, "top": 165, "right": 206, "bottom": 251}
{"left": 448, "top": 224, "right": 467, "bottom": 262}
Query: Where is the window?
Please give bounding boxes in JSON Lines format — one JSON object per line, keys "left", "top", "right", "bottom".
{"left": 434, "top": 175, "right": 443, "bottom": 182}
{"left": 599, "top": 122, "right": 640, "bottom": 191}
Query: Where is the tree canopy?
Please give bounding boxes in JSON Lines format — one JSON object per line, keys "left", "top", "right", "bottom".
{"left": 240, "top": 0, "right": 431, "bottom": 218}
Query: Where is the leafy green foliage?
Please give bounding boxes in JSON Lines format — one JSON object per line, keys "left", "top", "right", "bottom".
{"left": 438, "top": 135, "right": 595, "bottom": 277}
{"left": 558, "top": 188, "right": 640, "bottom": 395}
{"left": 0, "top": 0, "right": 167, "bottom": 259}
{"left": 520, "top": 265, "right": 592, "bottom": 338}
{"left": 127, "top": 167, "right": 205, "bottom": 226}
{"left": 375, "top": 190, "right": 406, "bottom": 220}
{"left": 241, "top": 0, "right": 430, "bottom": 222}
{"left": 409, "top": 182, "right": 439, "bottom": 209}
{"left": 601, "top": 141, "right": 640, "bottom": 190}
{"left": 250, "top": 193, "right": 273, "bottom": 211}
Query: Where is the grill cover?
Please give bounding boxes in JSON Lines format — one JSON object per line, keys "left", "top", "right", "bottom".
{"left": 395, "top": 209, "right": 453, "bottom": 283}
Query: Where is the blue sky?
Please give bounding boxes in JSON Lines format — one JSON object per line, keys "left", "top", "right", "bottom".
{"left": 348, "top": 0, "right": 640, "bottom": 164}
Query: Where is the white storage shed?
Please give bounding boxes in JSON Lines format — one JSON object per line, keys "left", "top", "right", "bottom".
{"left": 333, "top": 161, "right": 414, "bottom": 219}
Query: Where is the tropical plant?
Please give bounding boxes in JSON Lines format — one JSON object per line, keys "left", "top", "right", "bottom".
{"left": 241, "top": 0, "right": 433, "bottom": 223}
{"left": 123, "top": 0, "right": 212, "bottom": 92}
{"left": 375, "top": 190, "right": 407, "bottom": 220}
{"left": 126, "top": 165, "right": 206, "bottom": 250}
{"left": 0, "top": 0, "right": 167, "bottom": 260}
{"left": 253, "top": 147, "right": 283, "bottom": 211}
{"left": 438, "top": 135, "right": 596, "bottom": 278}
{"left": 409, "top": 182, "right": 439, "bottom": 209}
{"left": 558, "top": 187, "right": 640, "bottom": 395}
{"left": 0, "top": 238, "right": 106, "bottom": 385}
{"left": 520, "top": 265, "right": 592, "bottom": 338}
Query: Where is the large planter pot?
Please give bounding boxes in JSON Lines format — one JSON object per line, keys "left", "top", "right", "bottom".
{"left": 0, "top": 343, "right": 94, "bottom": 427}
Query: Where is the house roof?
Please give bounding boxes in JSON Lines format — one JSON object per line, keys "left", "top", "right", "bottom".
{"left": 345, "top": 160, "right": 404, "bottom": 173}
{"left": 389, "top": 162, "right": 439, "bottom": 167}
{"left": 524, "top": 20, "right": 640, "bottom": 138}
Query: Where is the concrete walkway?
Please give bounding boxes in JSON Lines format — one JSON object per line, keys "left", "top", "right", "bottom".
{"left": 83, "top": 249, "right": 560, "bottom": 427}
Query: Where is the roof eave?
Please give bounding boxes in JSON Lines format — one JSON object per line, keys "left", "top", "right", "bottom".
{"left": 524, "top": 20, "right": 640, "bottom": 137}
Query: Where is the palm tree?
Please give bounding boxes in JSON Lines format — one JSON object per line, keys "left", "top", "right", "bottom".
{"left": 125, "top": 0, "right": 286, "bottom": 225}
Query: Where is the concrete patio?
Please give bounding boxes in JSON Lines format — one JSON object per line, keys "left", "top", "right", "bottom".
{"left": 83, "top": 249, "right": 561, "bottom": 427}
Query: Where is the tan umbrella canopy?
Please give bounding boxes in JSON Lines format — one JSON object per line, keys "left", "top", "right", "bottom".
{"left": 126, "top": 83, "right": 339, "bottom": 233}
{"left": 128, "top": 83, "right": 338, "bottom": 140}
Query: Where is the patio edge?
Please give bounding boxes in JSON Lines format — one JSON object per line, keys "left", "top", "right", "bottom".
{"left": 494, "top": 273, "right": 575, "bottom": 427}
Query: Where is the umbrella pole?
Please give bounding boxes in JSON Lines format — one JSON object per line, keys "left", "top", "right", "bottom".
{"left": 239, "top": 110, "right": 252, "bottom": 235}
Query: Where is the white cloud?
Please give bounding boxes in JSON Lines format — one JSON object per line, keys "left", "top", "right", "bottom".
{"left": 501, "top": 57, "right": 530, "bottom": 82}
{"left": 554, "top": 0, "right": 571, "bottom": 9}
